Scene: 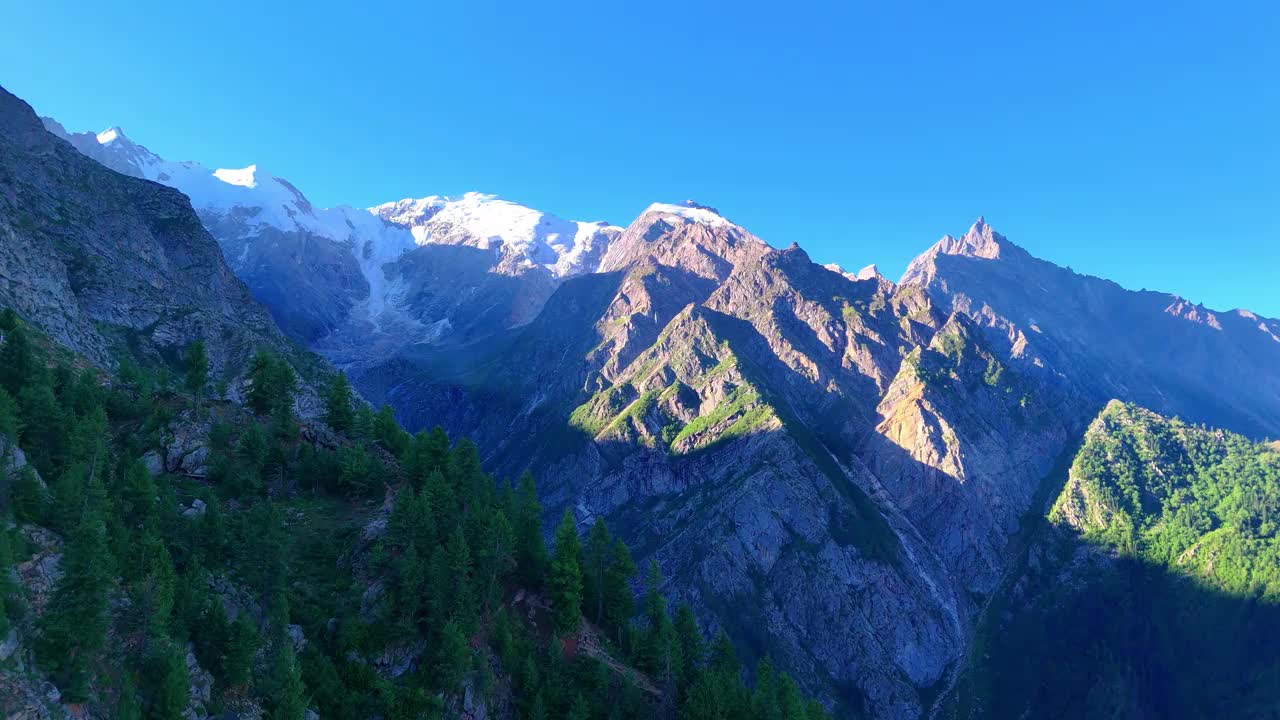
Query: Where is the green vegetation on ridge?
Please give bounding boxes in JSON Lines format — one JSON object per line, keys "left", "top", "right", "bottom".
{"left": 0, "top": 306, "right": 829, "bottom": 720}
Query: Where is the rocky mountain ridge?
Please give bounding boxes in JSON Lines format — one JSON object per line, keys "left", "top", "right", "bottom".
{"left": 0, "top": 86, "right": 323, "bottom": 403}
{"left": 41, "top": 117, "right": 622, "bottom": 351}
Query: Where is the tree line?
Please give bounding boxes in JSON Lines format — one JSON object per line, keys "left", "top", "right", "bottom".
{"left": 0, "top": 307, "right": 831, "bottom": 719}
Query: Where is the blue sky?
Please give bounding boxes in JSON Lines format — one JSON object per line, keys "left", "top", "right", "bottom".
{"left": 3, "top": 1, "right": 1278, "bottom": 314}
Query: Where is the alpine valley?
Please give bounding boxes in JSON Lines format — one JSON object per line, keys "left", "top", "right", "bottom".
{"left": 2, "top": 82, "right": 1278, "bottom": 720}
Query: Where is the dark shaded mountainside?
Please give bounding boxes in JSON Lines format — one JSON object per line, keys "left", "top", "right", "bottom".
{"left": 0, "top": 86, "right": 325, "bottom": 404}
{"left": 946, "top": 401, "right": 1280, "bottom": 719}
{"left": 27, "top": 83, "right": 1280, "bottom": 718}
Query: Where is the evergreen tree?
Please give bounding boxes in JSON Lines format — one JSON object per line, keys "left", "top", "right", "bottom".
{"left": 134, "top": 532, "right": 177, "bottom": 641}
{"left": 351, "top": 404, "right": 375, "bottom": 442}
{"left": 566, "top": 694, "right": 591, "bottom": 720}
{"left": 582, "top": 518, "right": 612, "bottom": 623}
{"left": 247, "top": 351, "right": 297, "bottom": 418}
{"left": 185, "top": 339, "right": 209, "bottom": 398}
{"left": 515, "top": 472, "right": 548, "bottom": 586}
{"left": 425, "top": 468, "right": 456, "bottom": 539}
{"left": 436, "top": 619, "right": 471, "bottom": 692}
{"left": 148, "top": 640, "right": 191, "bottom": 720}
{"left": 549, "top": 509, "right": 584, "bottom": 635}
{"left": 396, "top": 541, "right": 429, "bottom": 629}
{"left": 48, "top": 463, "right": 87, "bottom": 535}
{"left": 118, "top": 459, "right": 159, "bottom": 539}
{"left": 0, "top": 386, "right": 21, "bottom": 438}
{"left": 375, "top": 404, "right": 408, "bottom": 456}
{"left": 603, "top": 538, "right": 637, "bottom": 643}
{"left": 445, "top": 525, "right": 476, "bottom": 630}
{"left": 776, "top": 673, "right": 808, "bottom": 720}
{"left": 527, "top": 693, "right": 548, "bottom": 720}
{"left": 113, "top": 675, "right": 145, "bottom": 720}
{"left": 39, "top": 515, "right": 112, "bottom": 702}
{"left": 476, "top": 506, "right": 515, "bottom": 608}
{"left": 18, "top": 383, "right": 65, "bottom": 476}
{"left": 323, "top": 371, "right": 355, "bottom": 433}
{"left": 709, "top": 628, "right": 739, "bottom": 676}
{"left": 387, "top": 485, "right": 425, "bottom": 550}
{"left": 674, "top": 603, "right": 705, "bottom": 684}
{"left": 223, "top": 613, "right": 259, "bottom": 690}
{"left": 337, "top": 443, "right": 379, "bottom": 496}
{"left": 752, "top": 657, "right": 782, "bottom": 720}
{"left": 449, "top": 438, "right": 486, "bottom": 511}
{"left": 12, "top": 465, "right": 47, "bottom": 526}
{"left": 0, "top": 528, "right": 13, "bottom": 637}
{"left": 0, "top": 318, "right": 38, "bottom": 395}
{"left": 267, "top": 642, "right": 308, "bottom": 720}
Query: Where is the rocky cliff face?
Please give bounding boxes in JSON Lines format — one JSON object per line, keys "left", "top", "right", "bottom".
{"left": 901, "top": 218, "right": 1280, "bottom": 438}
{"left": 0, "top": 86, "right": 318, "bottom": 389}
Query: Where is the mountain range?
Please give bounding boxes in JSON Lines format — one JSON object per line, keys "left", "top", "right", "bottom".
{"left": 6, "top": 84, "right": 1280, "bottom": 718}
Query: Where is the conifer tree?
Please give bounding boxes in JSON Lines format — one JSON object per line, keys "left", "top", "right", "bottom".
{"left": 0, "top": 318, "right": 37, "bottom": 395}
{"left": 674, "top": 603, "right": 705, "bottom": 684}
{"left": 0, "top": 527, "right": 13, "bottom": 637}
{"left": 113, "top": 676, "right": 144, "bottom": 720}
{"left": 323, "top": 372, "right": 355, "bottom": 433}
{"left": 18, "top": 383, "right": 65, "bottom": 476}
{"left": 224, "top": 613, "right": 260, "bottom": 691}
{"left": 12, "top": 466, "right": 47, "bottom": 525}
{"left": 247, "top": 351, "right": 297, "bottom": 418}
{"left": 527, "top": 693, "right": 548, "bottom": 720}
{"left": 515, "top": 472, "right": 548, "bottom": 586}
{"left": 549, "top": 509, "right": 584, "bottom": 635}
{"left": 603, "top": 538, "right": 637, "bottom": 643}
{"left": 185, "top": 339, "right": 209, "bottom": 398}
{"left": 425, "top": 468, "right": 456, "bottom": 539}
{"left": 149, "top": 639, "right": 191, "bottom": 720}
{"left": 267, "top": 642, "right": 308, "bottom": 720}
{"left": 445, "top": 525, "right": 476, "bottom": 630}
{"left": 39, "top": 515, "right": 112, "bottom": 702}
{"left": 752, "top": 657, "right": 782, "bottom": 720}
{"left": 374, "top": 404, "right": 408, "bottom": 456}
{"left": 0, "top": 386, "right": 21, "bottom": 438}
{"left": 582, "top": 518, "right": 612, "bottom": 623}
{"left": 566, "top": 694, "right": 591, "bottom": 720}
{"left": 436, "top": 618, "right": 471, "bottom": 692}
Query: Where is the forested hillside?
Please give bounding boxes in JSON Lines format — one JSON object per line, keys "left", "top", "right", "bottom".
{"left": 0, "top": 307, "right": 828, "bottom": 720}
{"left": 946, "top": 401, "right": 1280, "bottom": 719}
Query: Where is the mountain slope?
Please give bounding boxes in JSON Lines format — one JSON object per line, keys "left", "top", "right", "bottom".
{"left": 901, "top": 218, "right": 1280, "bottom": 438}
{"left": 0, "top": 86, "right": 320, "bottom": 390}
{"left": 948, "top": 401, "right": 1280, "bottom": 718}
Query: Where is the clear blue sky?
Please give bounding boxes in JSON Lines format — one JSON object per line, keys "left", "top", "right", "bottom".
{"left": 3, "top": 1, "right": 1278, "bottom": 315}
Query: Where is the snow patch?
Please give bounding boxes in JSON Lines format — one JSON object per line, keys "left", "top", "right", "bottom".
{"left": 96, "top": 127, "right": 122, "bottom": 145}
{"left": 213, "top": 165, "right": 259, "bottom": 188}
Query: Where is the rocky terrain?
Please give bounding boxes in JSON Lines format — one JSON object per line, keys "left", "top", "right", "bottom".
{"left": 0, "top": 87, "right": 322, "bottom": 400}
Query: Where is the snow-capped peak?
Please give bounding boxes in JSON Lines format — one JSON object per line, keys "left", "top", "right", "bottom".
{"left": 642, "top": 200, "right": 735, "bottom": 229}
{"left": 371, "top": 192, "right": 621, "bottom": 277}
